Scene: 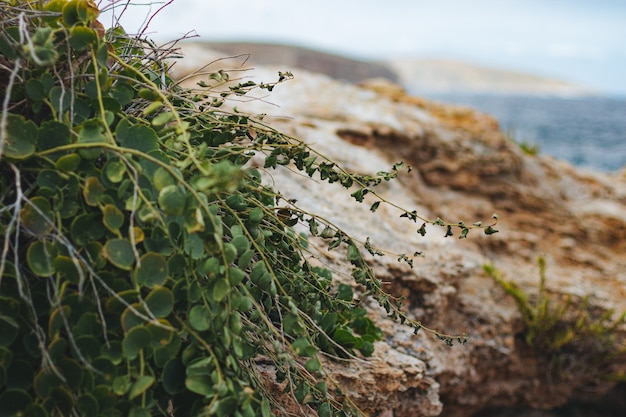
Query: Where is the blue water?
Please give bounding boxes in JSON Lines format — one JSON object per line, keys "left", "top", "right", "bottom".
{"left": 423, "top": 94, "right": 626, "bottom": 172}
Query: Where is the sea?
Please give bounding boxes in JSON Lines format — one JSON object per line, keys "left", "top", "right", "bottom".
{"left": 422, "top": 94, "right": 626, "bottom": 173}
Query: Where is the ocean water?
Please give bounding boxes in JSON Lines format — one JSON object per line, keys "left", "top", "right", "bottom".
{"left": 423, "top": 94, "right": 626, "bottom": 172}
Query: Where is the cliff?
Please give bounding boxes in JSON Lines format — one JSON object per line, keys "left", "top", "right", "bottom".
{"left": 174, "top": 45, "right": 626, "bottom": 416}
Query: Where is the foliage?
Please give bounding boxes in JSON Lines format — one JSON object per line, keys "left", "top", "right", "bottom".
{"left": 484, "top": 258, "right": 626, "bottom": 383}
{"left": 0, "top": 1, "right": 497, "bottom": 416}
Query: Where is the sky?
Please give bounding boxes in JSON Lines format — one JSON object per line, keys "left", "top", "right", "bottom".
{"left": 99, "top": 0, "right": 626, "bottom": 96}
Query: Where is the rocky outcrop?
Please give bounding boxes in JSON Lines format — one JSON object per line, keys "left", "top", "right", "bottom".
{"left": 175, "top": 48, "right": 626, "bottom": 416}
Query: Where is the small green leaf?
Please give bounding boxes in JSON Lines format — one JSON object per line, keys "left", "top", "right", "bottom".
{"left": 152, "top": 166, "right": 177, "bottom": 191}
{"left": 2, "top": 113, "right": 38, "bottom": 159}
{"left": 102, "top": 204, "right": 124, "bottom": 232}
{"left": 104, "top": 160, "right": 126, "bottom": 183}
{"left": 163, "top": 359, "right": 185, "bottom": 395}
{"left": 116, "top": 121, "right": 159, "bottom": 153}
{"left": 82, "top": 176, "right": 104, "bottom": 206}
{"left": 55, "top": 153, "right": 81, "bottom": 172}
{"left": 305, "top": 357, "right": 321, "bottom": 372}
{"left": 69, "top": 26, "right": 97, "bottom": 51}
{"left": 134, "top": 252, "right": 167, "bottom": 288}
{"left": 122, "top": 326, "right": 151, "bottom": 360}
{"left": 145, "top": 287, "right": 174, "bottom": 318}
{"left": 484, "top": 225, "right": 499, "bottom": 235}
{"left": 103, "top": 238, "right": 135, "bottom": 270}
{"left": 185, "top": 374, "right": 213, "bottom": 396}
{"left": 77, "top": 119, "right": 106, "bottom": 159}
{"left": 20, "top": 196, "right": 53, "bottom": 236}
{"left": 188, "top": 305, "right": 211, "bottom": 331}
{"left": 158, "top": 185, "right": 186, "bottom": 216}
{"left": 128, "top": 375, "right": 154, "bottom": 400}
{"left": 26, "top": 241, "right": 57, "bottom": 277}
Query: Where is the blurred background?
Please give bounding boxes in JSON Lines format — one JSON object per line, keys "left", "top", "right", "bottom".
{"left": 99, "top": 0, "right": 626, "bottom": 171}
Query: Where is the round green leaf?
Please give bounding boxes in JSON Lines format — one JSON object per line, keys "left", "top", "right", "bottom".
{"left": 77, "top": 119, "right": 106, "bottom": 159}
{"left": 146, "top": 321, "right": 174, "bottom": 347}
{"left": 2, "top": 113, "right": 38, "bottom": 159}
{"left": 145, "top": 287, "right": 174, "bottom": 318}
{"left": 82, "top": 176, "right": 104, "bottom": 206}
{"left": 26, "top": 79, "right": 46, "bottom": 101}
{"left": 115, "top": 122, "right": 159, "bottom": 153}
{"left": 54, "top": 255, "right": 82, "bottom": 284}
{"left": 102, "top": 204, "right": 125, "bottom": 232}
{"left": 104, "top": 160, "right": 126, "bottom": 183}
{"left": 133, "top": 252, "right": 167, "bottom": 288}
{"left": 152, "top": 166, "right": 177, "bottom": 191}
{"left": 0, "top": 389, "right": 32, "bottom": 417}
{"left": 103, "top": 238, "right": 135, "bottom": 270}
{"left": 69, "top": 25, "right": 97, "bottom": 51}
{"left": 122, "top": 326, "right": 150, "bottom": 360}
{"left": 55, "top": 154, "right": 81, "bottom": 173}
{"left": 26, "top": 240, "right": 57, "bottom": 277}
{"left": 121, "top": 304, "right": 145, "bottom": 332}
{"left": 0, "top": 316, "right": 18, "bottom": 347}
{"left": 188, "top": 305, "right": 211, "bottom": 332}
{"left": 212, "top": 278, "right": 230, "bottom": 302}
{"left": 77, "top": 393, "right": 99, "bottom": 417}
{"left": 162, "top": 359, "right": 185, "bottom": 395}
{"left": 33, "top": 369, "right": 62, "bottom": 398}
{"left": 20, "top": 196, "right": 53, "bottom": 236}
{"left": 38, "top": 120, "right": 71, "bottom": 152}
{"left": 157, "top": 185, "right": 186, "bottom": 216}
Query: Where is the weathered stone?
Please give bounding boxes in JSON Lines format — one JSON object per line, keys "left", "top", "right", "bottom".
{"left": 176, "top": 46, "right": 626, "bottom": 416}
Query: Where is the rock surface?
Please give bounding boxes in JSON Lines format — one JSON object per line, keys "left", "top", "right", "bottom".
{"left": 174, "top": 45, "right": 626, "bottom": 416}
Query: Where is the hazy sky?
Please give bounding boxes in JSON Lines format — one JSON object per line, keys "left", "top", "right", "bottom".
{"left": 99, "top": 0, "right": 626, "bottom": 95}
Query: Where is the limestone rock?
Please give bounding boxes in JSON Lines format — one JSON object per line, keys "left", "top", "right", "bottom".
{"left": 176, "top": 46, "right": 626, "bottom": 416}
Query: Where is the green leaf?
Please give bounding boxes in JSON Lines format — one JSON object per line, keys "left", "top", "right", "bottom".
{"left": 128, "top": 375, "right": 154, "bottom": 400}
{"left": 162, "top": 359, "right": 185, "bottom": 395}
{"left": 26, "top": 241, "right": 57, "bottom": 277}
{"left": 55, "top": 153, "right": 81, "bottom": 172}
{"left": 76, "top": 393, "right": 99, "bottom": 417}
{"left": 305, "top": 357, "right": 321, "bottom": 372}
{"left": 82, "top": 176, "right": 104, "bottom": 206}
{"left": 0, "top": 389, "right": 32, "bottom": 417}
{"left": 115, "top": 121, "right": 159, "bottom": 153}
{"left": 332, "top": 328, "right": 356, "bottom": 348}
{"left": 318, "top": 402, "right": 332, "bottom": 417}
{"left": 188, "top": 305, "right": 211, "bottom": 331}
{"left": 158, "top": 185, "right": 186, "bottom": 216}
{"left": 77, "top": 119, "right": 107, "bottom": 159}
{"left": 292, "top": 337, "right": 316, "bottom": 357}
{"left": 152, "top": 166, "right": 177, "bottom": 191}
{"left": 38, "top": 120, "right": 71, "bottom": 152}
{"left": 134, "top": 252, "right": 167, "bottom": 288}
{"left": 104, "top": 160, "right": 126, "bottom": 183}
{"left": 212, "top": 278, "right": 230, "bottom": 302}
{"left": 122, "top": 326, "right": 151, "bottom": 360}
{"left": 145, "top": 287, "right": 174, "bottom": 318}
{"left": 20, "top": 196, "right": 53, "bottom": 236}
{"left": 185, "top": 374, "right": 213, "bottom": 396}
{"left": 0, "top": 316, "right": 19, "bottom": 347}
{"left": 485, "top": 225, "right": 499, "bottom": 235}
{"left": 26, "top": 79, "right": 46, "bottom": 101}
{"left": 2, "top": 113, "right": 38, "bottom": 159}
{"left": 102, "top": 204, "right": 124, "bottom": 232}
{"left": 103, "top": 238, "right": 135, "bottom": 270}
{"left": 69, "top": 25, "right": 97, "bottom": 51}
